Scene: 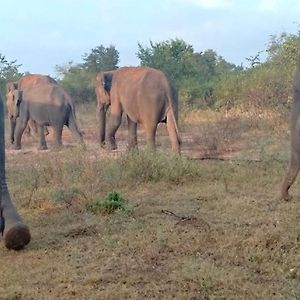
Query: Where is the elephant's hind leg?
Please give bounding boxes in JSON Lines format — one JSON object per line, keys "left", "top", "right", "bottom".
{"left": 166, "top": 110, "right": 181, "bottom": 153}
{"left": 144, "top": 123, "right": 157, "bottom": 151}
{"left": 127, "top": 116, "right": 138, "bottom": 150}
{"left": 281, "top": 150, "right": 300, "bottom": 201}
{"left": 37, "top": 125, "right": 48, "bottom": 150}
{"left": 106, "top": 114, "right": 122, "bottom": 150}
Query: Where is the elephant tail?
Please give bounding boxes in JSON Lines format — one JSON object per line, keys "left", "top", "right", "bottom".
{"left": 67, "top": 103, "right": 84, "bottom": 143}
{"left": 166, "top": 93, "right": 182, "bottom": 153}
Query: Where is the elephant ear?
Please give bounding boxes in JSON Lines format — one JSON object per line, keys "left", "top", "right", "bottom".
{"left": 96, "top": 72, "right": 113, "bottom": 105}
{"left": 6, "top": 82, "right": 17, "bottom": 93}
{"left": 103, "top": 72, "right": 113, "bottom": 93}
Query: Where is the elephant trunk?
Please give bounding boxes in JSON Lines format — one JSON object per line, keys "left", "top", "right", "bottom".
{"left": 0, "top": 96, "right": 30, "bottom": 250}
{"left": 9, "top": 117, "right": 16, "bottom": 144}
{"left": 98, "top": 105, "right": 106, "bottom": 146}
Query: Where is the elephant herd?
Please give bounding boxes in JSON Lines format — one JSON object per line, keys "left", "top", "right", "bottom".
{"left": 0, "top": 64, "right": 300, "bottom": 250}
{"left": 5, "top": 67, "right": 181, "bottom": 152}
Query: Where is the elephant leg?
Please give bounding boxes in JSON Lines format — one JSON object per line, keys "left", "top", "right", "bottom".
{"left": 9, "top": 118, "right": 16, "bottom": 144}
{"left": 37, "top": 124, "right": 48, "bottom": 150}
{"left": 53, "top": 126, "right": 63, "bottom": 149}
{"left": 127, "top": 116, "right": 138, "bottom": 150}
{"left": 166, "top": 109, "right": 181, "bottom": 153}
{"left": 144, "top": 123, "right": 157, "bottom": 151}
{"left": 14, "top": 118, "right": 28, "bottom": 150}
{"left": 67, "top": 113, "right": 84, "bottom": 144}
{"left": 106, "top": 113, "right": 122, "bottom": 150}
{"left": 281, "top": 150, "right": 300, "bottom": 201}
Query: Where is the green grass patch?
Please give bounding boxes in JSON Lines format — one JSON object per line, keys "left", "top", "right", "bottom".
{"left": 86, "top": 191, "right": 127, "bottom": 215}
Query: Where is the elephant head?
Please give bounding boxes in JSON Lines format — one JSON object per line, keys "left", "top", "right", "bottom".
{"left": 6, "top": 82, "right": 22, "bottom": 144}
{"left": 6, "top": 82, "right": 22, "bottom": 120}
{"left": 95, "top": 72, "right": 113, "bottom": 145}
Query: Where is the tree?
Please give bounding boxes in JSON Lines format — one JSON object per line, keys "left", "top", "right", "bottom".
{"left": 82, "top": 45, "right": 119, "bottom": 73}
{"left": 56, "top": 45, "right": 120, "bottom": 103}
{"left": 0, "top": 54, "right": 23, "bottom": 95}
{"left": 137, "top": 39, "right": 237, "bottom": 108}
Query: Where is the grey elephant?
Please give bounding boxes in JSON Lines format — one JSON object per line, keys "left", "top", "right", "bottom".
{"left": 95, "top": 66, "right": 181, "bottom": 152}
{"left": 6, "top": 74, "right": 83, "bottom": 150}
{"left": 0, "top": 94, "right": 31, "bottom": 250}
{"left": 281, "top": 63, "right": 300, "bottom": 200}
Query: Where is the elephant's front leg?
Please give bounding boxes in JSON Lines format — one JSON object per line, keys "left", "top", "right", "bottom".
{"left": 37, "top": 124, "right": 48, "bottom": 150}
{"left": 14, "top": 118, "right": 28, "bottom": 150}
{"left": 9, "top": 118, "right": 16, "bottom": 144}
{"left": 106, "top": 112, "right": 122, "bottom": 150}
{"left": 127, "top": 116, "right": 138, "bottom": 150}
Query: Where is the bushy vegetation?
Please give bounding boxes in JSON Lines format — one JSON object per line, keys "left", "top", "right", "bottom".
{"left": 0, "top": 54, "right": 23, "bottom": 96}
{"left": 2, "top": 30, "right": 300, "bottom": 113}
{"left": 86, "top": 191, "right": 127, "bottom": 215}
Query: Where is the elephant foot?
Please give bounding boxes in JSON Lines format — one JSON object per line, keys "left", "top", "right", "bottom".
{"left": 281, "top": 192, "right": 293, "bottom": 201}
{"left": 38, "top": 145, "right": 48, "bottom": 151}
{"left": 4, "top": 223, "right": 31, "bottom": 250}
{"left": 106, "top": 143, "right": 117, "bottom": 151}
{"left": 14, "top": 145, "right": 21, "bottom": 150}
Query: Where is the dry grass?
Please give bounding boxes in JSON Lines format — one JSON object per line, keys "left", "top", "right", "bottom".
{"left": 1, "top": 107, "right": 299, "bottom": 300}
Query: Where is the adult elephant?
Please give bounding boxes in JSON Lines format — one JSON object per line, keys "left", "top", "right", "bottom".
{"left": 0, "top": 94, "right": 31, "bottom": 250}
{"left": 6, "top": 74, "right": 83, "bottom": 150}
{"left": 281, "top": 62, "right": 300, "bottom": 200}
{"left": 95, "top": 67, "right": 181, "bottom": 152}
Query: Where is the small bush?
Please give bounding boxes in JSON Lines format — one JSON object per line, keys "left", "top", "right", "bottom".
{"left": 86, "top": 192, "right": 126, "bottom": 215}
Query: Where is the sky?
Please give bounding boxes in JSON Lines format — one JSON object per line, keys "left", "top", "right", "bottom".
{"left": 1, "top": 0, "right": 300, "bottom": 76}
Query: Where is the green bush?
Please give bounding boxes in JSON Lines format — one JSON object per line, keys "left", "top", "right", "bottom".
{"left": 86, "top": 192, "right": 126, "bottom": 215}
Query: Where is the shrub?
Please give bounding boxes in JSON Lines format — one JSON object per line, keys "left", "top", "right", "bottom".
{"left": 86, "top": 191, "right": 126, "bottom": 215}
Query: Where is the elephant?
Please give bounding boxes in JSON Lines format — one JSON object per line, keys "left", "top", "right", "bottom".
{"left": 6, "top": 74, "right": 83, "bottom": 150}
{"left": 95, "top": 66, "right": 181, "bottom": 152}
{"left": 281, "top": 62, "right": 300, "bottom": 200}
{"left": 0, "top": 94, "right": 31, "bottom": 250}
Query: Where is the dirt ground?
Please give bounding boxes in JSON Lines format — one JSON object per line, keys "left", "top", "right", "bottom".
{"left": 1, "top": 116, "right": 300, "bottom": 300}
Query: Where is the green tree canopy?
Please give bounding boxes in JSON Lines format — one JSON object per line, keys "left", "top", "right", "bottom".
{"left": 82, "top": 45, "right": 119, "bottom": 73}
{"left": 137, "top": 38, "right": 237, "bottom": 107}
{"left": 56, "top": 45, "right": 120, "bottom": 103}
{"left": 0, "top": 54, "right": 23, "bottom": 96}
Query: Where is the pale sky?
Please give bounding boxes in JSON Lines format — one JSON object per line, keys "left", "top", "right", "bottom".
{"left": 1, "top": 0, "right": 300, "bottom": 76}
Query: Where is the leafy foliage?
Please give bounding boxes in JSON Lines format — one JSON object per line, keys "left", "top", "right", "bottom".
{"left": 82, "top": 45, "right": 119, "bottom": 73}
{"left": 56, "top": 45, "right": 119, "bottom": 103}
{"left": 0, "top": 54, "right": 23, "bottom": 96}
{"left": 215, "top": 31, "right": 300, "bottom": 111}
{"left": 137, "top": 38, "right": 237, "bottom": 108}
{"left": 86, "top": 191, "right": 126, "bottom": 215}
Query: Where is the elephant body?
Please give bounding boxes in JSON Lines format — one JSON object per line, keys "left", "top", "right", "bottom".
{"left": 6, "top": 74, "right": 83, "bottom": 150}
{"left": 281, "top": 63, "right": 300, "bottom": 200}
{"left": 0, "top": 94, "right": 30, "bottom": 250}
{"left": 95, "top": 67, "right": 181, "bottom": 152}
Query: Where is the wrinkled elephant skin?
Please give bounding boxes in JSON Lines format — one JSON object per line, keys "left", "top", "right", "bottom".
{"left": 95, "top": 67, "right": 181, "bottom": 152}
{"left": 0, "top": 94, "right": 30, "bottom": 250}
{"left": 6, "top": 74, "right": 83, "bottom": 150}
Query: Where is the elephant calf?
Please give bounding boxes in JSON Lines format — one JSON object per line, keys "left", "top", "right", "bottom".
{"left": 281, "top": 62, "right": 300, "bottom": 200}
{"left": 95, "top": 66, "right": 181, "bottom": 152}
{"left": 6, "top": 74, "right": 83, "bottom": 150}
{"left": 0, "top": 94, "right": 30, "bottom": 250}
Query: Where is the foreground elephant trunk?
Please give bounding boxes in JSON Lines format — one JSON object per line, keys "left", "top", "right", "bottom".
{"left": 0, "top": 95, "right": 30, "bottom": 250}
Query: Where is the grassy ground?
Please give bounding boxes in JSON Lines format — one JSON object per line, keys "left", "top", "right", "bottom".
{"left": 1, "top": 106, "right": 300, "bottom": 300}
